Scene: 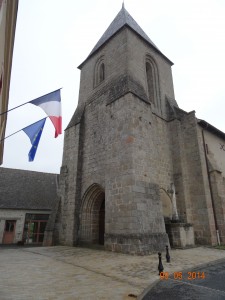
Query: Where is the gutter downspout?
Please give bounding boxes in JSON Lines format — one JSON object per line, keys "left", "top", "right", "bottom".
{"left": 201, "top": 125, "right": 220, "bottom": 245}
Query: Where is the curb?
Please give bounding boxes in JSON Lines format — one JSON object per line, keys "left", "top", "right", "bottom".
{"left": 137, "top": 256, "right": 225, "bottom": 300}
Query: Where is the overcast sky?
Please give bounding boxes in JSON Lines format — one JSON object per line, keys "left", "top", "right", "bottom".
{"left": 2, "top": 0, "right": 225, "bottom": 174}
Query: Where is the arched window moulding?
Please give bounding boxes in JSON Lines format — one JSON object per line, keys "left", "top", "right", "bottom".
{"left": 94, "top": 56, "right": 105, "bottom": 88}
{"left": 145, "top": 55, "right": 161, "bottom": 110}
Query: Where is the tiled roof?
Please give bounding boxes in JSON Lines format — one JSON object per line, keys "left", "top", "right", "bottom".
{"left": 90, "top": 5, "right": 158, "bottom": 56}
{"left": 78, "top": 5, "right": 171, "bottom": 68}
{"left": 198, "top": 119, "right": 225, "bottom": 140}
{"left": 0, "top": 167, "right": 58, "bottom": 210}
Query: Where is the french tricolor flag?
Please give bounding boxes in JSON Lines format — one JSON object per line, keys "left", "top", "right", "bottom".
{"left": 30, "top": 89, "right": 62, "bottom": 137}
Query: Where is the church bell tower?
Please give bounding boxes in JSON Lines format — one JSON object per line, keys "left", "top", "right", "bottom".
{"left": 58, "top": 5, "right": 178, "bottom": 254}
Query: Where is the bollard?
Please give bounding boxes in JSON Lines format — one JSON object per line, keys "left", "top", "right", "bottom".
{"left": 158, "top": 252, "right": 164, "bottom": 275}
{"left": 166, "top": 245, "right": 170, "bottom": 263}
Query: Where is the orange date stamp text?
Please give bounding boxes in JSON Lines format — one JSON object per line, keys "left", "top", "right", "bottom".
{"left": 160, "top": 271, "right": 205, "bottom": 280}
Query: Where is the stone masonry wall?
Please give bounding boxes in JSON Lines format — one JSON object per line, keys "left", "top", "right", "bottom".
{"left": 58, "top": 124, "right": 82, "bottom": 245}
{"left": 127, "top": 29, "right": 176, "bottom": 118}
{"left": 59, "top": 26, "right": 180, "bottom": 254}
{"left": 76, "top": 92, "right": 175, "bottom": 253}
{"left": 168, "top": 118, "right": 191, "bottom": 223}
{"left": 78, "top": 27, "right": 176, "bottom": 119}
{"left": 210, "top": 171, "right": 225, "bottom": 243}
{"left": 180, "top": 112, "right": 217, "bottom": 245}
{"left": 58, "top": 14, "right": 225, "bottom": 252}
{"left": 78, "top": 28, "right": 128, "bottom": 106}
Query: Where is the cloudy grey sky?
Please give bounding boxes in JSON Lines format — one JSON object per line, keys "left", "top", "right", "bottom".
{"left": 2, "top": 0, "right": 225, "bottom": 174}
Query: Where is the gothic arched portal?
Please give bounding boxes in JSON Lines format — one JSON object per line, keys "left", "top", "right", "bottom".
{"left": 79, "top": 184, "right": 105, "bottom": 245}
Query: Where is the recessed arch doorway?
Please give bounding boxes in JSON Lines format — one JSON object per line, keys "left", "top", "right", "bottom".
{"left": 80, "top": 184, "right": 105, "bottom": 245}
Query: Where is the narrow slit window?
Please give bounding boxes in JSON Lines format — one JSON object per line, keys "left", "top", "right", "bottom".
{"left": 146, "top": 62, "right": 155, "bottom": 104}
{"left": 99, "top": 63, "right": 105, "bottom": 83}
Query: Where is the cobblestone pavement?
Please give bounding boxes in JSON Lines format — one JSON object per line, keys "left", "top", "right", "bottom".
{"left": 0, "top": 246, "right": 225, "bottom": 300}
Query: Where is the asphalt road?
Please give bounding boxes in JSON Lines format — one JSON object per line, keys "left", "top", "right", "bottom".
{"left": 142, "top": 258, "right": 225, "bottom": 300}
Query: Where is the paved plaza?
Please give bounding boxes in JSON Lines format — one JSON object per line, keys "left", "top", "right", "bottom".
{"left": 0, "top": 246, "right": 225, "bottom": 299}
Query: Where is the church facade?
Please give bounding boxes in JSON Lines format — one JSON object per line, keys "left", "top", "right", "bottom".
{"left": 55, "top": 6, "right": 225, "bottom": 254}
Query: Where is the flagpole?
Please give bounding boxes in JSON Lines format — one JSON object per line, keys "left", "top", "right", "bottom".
{"left": 0, "top": 102, "right": 29, "bottom": 116}
{"left": 0, "top": 88, "right": 63, "bottom": 116}
{"left": 0, "top": 128, "right": 23, "bottom": 142}
{"left": 0, "top": 117, "right": 48, "bottom": 142}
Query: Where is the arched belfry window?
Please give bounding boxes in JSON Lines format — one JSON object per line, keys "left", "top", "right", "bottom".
{"left": 99, "top": 63, "right": 105, "bottom": 82}
{"left": 146, "top": 62, "right": 154, "bottom": 104}
{"left": 145, "top": 56, "right": 160, "bottom": 107}
{"left": 94, "top": 56, "right": 105, "bottom": 87}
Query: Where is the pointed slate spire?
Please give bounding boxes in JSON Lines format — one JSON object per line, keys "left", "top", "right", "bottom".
{"left": 78, "top": 6, "right": 171, "bottom": 69}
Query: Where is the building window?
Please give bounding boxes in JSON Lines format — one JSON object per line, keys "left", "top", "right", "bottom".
{"left": 146, "top": 62, "right": 155, "bottom": 104}
{"left": 94, "top": 56, "right": 105, "bottom": 87}
{"left": 99, "top": 63, "right": 105, "bottom": 82}
{"left": 145, "top": 56, "right": 160, "bottom": 107}
{"left": 23, "top": 214, "right": 49, "bottom": 244}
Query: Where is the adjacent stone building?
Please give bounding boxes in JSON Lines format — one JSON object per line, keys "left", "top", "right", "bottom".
{"left": 0, "top": 167, "right": 58, "bottom": 245}
{"left": 56, "top": 6, "right": 225, "bottom": 254}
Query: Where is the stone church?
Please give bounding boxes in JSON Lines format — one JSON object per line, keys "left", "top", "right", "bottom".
{"left": 55, "top": 5, "right": 225, "bottom": 254}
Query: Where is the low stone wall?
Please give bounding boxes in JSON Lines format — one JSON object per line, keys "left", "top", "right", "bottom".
{"left": 165, "top": 222, "right": 194, "bottom": 248}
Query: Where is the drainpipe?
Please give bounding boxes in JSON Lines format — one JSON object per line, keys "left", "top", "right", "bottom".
{"left": 201, "top": 125, "right": 220, "bottom": 245}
